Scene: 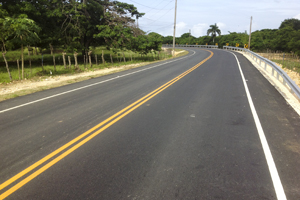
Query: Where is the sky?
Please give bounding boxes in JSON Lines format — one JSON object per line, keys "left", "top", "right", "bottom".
{"left": 120, "top": 0, "right": 300, "bottom": 37}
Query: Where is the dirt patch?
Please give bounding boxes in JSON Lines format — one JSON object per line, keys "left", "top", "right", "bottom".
{"left": 161, "top": 48, "right": 186, "bottom": 57}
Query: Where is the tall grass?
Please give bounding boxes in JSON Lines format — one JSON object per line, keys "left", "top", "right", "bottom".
{"left": 272, "top": 59, "right": 300, "bottom": 74}
{"left": 258, "top": 52, "right": 300, "bottom": 74}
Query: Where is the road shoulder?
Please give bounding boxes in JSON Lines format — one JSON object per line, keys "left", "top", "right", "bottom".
{"left": 237, "top": 51, "right": 300, "bottom": 116}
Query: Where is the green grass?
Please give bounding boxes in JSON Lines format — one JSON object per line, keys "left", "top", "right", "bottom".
{"left": 272, "top": 59, "right": 300, "bottom": 74}
{"left": 0, "top": 48, "right": 174, "bottom": 83}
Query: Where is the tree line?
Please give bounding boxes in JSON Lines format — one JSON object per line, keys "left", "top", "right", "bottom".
{"left": 162, "top": 19, "right": 300, "bottom": 55}
{"left": 0, "top": 0, "right": 163, "bottom": 80}
{"left": 1, "top": 1, "right": 299, "bottom": 82}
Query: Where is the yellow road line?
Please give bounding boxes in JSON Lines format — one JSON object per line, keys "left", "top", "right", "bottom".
{"left": 0, "top": 50, "right": 213, "bottom": 199}
{"left": 0, "top": 65, "right": 188, "bottom": 191}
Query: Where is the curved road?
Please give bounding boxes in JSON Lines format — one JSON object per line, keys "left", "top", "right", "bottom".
{"left": 0, "top": 48, "right": 300, "bottom": 199}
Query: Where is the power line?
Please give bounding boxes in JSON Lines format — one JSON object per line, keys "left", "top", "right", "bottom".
{"left": 139, "top": 23, "right": 173, "bottom": 28}
{"left": 128, "top": 0, "right": 173, "bottom": 10}
{"left": 145, "top": 0, "right": 174, "bottom": 19}
{"left": 142, "top": 17, "right": 172, "bottom": 24}
{"left": 145, "top": 7, "right": 174, "bottom": 25}
{"left": 144, "top": 0, "right": 166, "bottom": 13}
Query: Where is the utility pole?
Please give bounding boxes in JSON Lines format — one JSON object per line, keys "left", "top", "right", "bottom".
{"left": 248, "top": 16, "right": 252, "bottom": 50}
{"left": 172, "top": 0, "right": 177, "bottom": 57}
{"left": 189, "top": 29, "right": 191, "bottom": 45}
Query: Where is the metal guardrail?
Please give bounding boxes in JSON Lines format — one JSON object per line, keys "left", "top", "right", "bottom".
{"left": 162, "top": 44, "right": 218, "bottom": 49}
{"left": 223, "top": 46, "right": 300, "bottom": 101}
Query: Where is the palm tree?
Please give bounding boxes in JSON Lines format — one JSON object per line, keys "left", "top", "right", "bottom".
{"left": 207, "top": 23, "right": 221, "bottom": 43}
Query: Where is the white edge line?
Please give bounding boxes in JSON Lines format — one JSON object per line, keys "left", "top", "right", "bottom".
{"left": 0, "top": 50, "right": 196, "bottom": 113}
{"left": 229, "top": 51, "right": 287, "bottom": 200}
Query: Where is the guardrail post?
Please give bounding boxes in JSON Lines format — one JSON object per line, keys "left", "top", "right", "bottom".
{"left": 264, "top": 62, "right": 267, "bottom": 71}
{"left": 283, "top": 79, "right": 286, "bottom": 86}
{"left": 259, "top": 59, "right": 261, "bottom": 66}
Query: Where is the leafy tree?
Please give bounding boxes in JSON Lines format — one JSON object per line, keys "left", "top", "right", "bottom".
{"left": 147, "top": 32, "right": 163, "bottom": 52}
{"left": 207, "top": 23, "right": 221, "bottom": 43}
{"left": 3, "top": 14, "right": 40, "bottom": 79}
{"left": 96, "top": 24, "right": 134, "bottom": 53}
{"left": 47, "top": 0, "right": 105, "bottom": 54}
{"left": 132, "top": 35, "right": 149, "bottom": 55}
{"left": 1, "top": 0, "right": 60, "bottom": 51}
{"left": 273, "top": 26, "right": 295, "bottom": 52}
{"left": 287, "top": 29, "right": 300, "bottom": 55}
{"left": 0, "top": 4, "right": 7, "bottom": 18}
{"left": 250, "top": 29, "right": 277, "bottom": 51}
{"left": 1, "top": 0, "right": 144, "bottom": 55}
{"left": 95, "top": 0, "right": 145, "bottom": 56}
{"left": 0, "top": 5, "right": 12, "bottom": 81}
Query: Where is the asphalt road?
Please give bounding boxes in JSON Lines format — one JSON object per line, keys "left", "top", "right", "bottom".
{"left": 1, "top": 48, "right": 300, "bottom": 200}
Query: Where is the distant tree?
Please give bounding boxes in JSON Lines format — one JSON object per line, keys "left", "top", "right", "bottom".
{"left": 207, "top": 23, "right": 221, "bottom": 43}
{"left": 148, "top": 32, "right": 163, "bottom": 39}
{"left": 277, "top": 18, "right": 300, "bottom": 54}
{"left": 279, "top": 18, "right": 300, "bottom": 31}
{"left": 162, "top": 36, "right": 173, "bottom": 44}
{"left": 177, "top": 33, "right": 196, "bottom": 44}
{"left": 287, "top": 29, "right": 300, "bottom": 55}
{"left": 180, "top": 33, "right": 191, "bottom": 38}
{"left": 198, "top": 36, "right": 212, "bottom": 45}
{"left": 274, "top": 26, "right": 295, "bottom": 52}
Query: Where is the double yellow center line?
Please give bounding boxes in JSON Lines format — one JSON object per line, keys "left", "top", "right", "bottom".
{"left": 0, "top": 50, "right": 213, "bottom": 199}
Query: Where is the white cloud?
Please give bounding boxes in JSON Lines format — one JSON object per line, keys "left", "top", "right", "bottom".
{"left": 175, "top": 22, "right": 187, "bottom": 37}
{"left": 294, "top": 14, "right": 300, "bottom": 19}
{"left": 217, "top": 22, "right": 226, "bottom": 35}
{"left": 192, "top": 23, "right": 208, "bottom": 37}
{"left": 191, "top": 23, "right": 226, "bottom": 37}
{"left": 124, "top": 0, "right": 300, "bottom": 36}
